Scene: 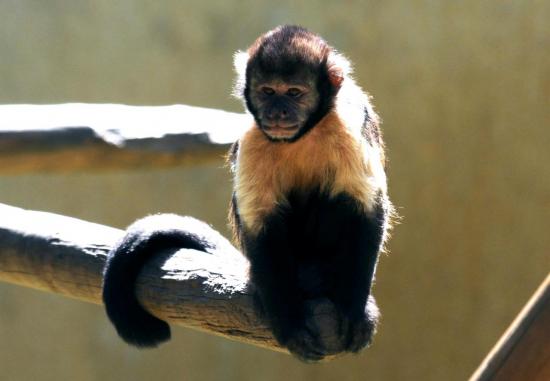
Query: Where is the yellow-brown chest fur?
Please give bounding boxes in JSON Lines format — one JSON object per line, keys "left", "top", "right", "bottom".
{"left": 234, "top": 111, "right": 386, "bottom": 235}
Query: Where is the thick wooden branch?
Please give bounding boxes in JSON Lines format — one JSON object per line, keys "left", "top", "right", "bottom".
{"left": 469, "top": 273, "right": 550, "bottom": 381}
{"left": 0, "top": 104, "right": 251, "bottom": 174}
{"left": 0, "top": 203, "right": 278, "bottom": 350}
{"left": 0, "top": 203, "right": 348, "bottom": 357}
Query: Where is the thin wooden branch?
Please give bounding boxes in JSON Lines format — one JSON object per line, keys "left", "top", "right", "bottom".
{"left": 0, "top": 203, "right": 349, "bottom": 357}
{"left": 469, "top": 273, "right": 550, "bottom": 381}
{"left": 0, "top": 104, "right": 251, "bottom": 174}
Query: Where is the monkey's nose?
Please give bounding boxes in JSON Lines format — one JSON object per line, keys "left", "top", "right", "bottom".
{"left": 266, "top": 108, "right": 289, "bottom": 121}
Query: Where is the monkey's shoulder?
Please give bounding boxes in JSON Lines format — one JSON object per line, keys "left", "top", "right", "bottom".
{"left": 234, "top": 110, "right": 382, "bottom": 180}
{"left": 231, "top": 112, "right": 387, "bottom": 235}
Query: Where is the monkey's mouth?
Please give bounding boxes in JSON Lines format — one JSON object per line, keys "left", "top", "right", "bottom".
{"left": 262, "top": 123, "right": 300, "bottom": 138}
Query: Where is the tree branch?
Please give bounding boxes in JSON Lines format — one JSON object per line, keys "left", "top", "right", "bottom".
{"left": 0, "top": 203, "right": 351, "bottom": 357}
{"left": 0, "top": 203, "right": 281, "bottom": 351}
{"left": 0, "top": 103, "right": 251, "bottom": 174}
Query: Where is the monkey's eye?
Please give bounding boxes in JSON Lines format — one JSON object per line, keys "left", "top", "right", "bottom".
{"left": 262, "top": 87, "right": 275, "bottom": 96}
{"left": 286, "top": 88, "right": 302, "bottom": 98}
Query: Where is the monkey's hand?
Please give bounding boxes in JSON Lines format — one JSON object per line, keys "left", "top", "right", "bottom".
{"left": 284, "top": 298, "right": 344, "bottom": 362}
{"left": 282, "top": 296, "right": 379, "bottom": 361}
{"left": 341, "top": 296, "right": 380, "bottom": 353}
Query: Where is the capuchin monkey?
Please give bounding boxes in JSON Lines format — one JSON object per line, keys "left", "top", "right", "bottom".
{"left": 229, "top": 25, "right": 393, "bottom": 361}
{"left": 102, "top": 25, "right": 393, "bottom": 362}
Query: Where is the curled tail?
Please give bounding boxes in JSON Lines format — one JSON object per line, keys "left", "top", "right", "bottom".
{"left": 102, "top": 214, "right": 224, "bottom": 348}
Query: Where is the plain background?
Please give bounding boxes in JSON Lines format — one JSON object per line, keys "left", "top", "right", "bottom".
{"left": 0, "top": 1, "right": 549, "bottom": 380}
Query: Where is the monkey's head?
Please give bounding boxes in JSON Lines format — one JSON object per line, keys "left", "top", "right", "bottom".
{"left": 234, "top": 25, "right": 350, "bottom": 142}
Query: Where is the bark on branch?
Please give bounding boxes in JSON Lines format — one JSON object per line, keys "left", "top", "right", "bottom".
{"left": 0, "top": 103, "right": 251, "bottom": 174}
{"left": 0, "top": 203, "right": 349, "bottom": 357}
{"left": 0, "top": 203, "right": 282, "bottom": 352}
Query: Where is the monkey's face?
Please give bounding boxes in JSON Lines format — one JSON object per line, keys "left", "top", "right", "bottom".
{"left": 247, "top": 75, "right": 320, "bottom": 141}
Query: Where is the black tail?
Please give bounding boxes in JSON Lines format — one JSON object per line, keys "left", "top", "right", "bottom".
{"left": 102, "top": 214, "right": 224, "bottom": 348}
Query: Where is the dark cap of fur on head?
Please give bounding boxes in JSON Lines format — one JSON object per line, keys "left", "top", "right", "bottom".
{"left": 233, "top": 25, "right": 350, "bottom": 99}
{"left": 247, "top": 25, "right": 331, "bottom": 77}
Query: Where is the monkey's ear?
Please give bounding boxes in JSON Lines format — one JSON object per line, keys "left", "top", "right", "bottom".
{"left": 327, "top": 52, "right": 352, "bottom": 89}
{"left": 233, "top": 51, "right": 249, "bottom": 99}
{"left": 328, "top": 66, "right": 344, "bottom": 88}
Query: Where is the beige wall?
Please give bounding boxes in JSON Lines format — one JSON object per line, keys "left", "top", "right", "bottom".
{"left": 1, "top": 1, "right": 549, "bottom": 380}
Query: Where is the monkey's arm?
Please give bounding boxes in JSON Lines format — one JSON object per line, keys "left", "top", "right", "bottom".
{"left": 321, "top": 194, "right": 387, "bottom": 352}
{"left": 240, "top": 212, "right": 330, "bottom": 362}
